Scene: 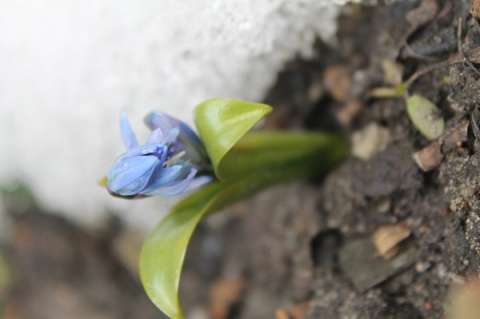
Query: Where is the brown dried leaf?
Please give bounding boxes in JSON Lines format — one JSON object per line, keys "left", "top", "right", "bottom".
{"left": 372, "top": 221, "right": 411, "bottom": 259}
{"left": 335, "top": 100, "right": 363, "bottom": 127}
{"left": 472, "top": 0, "right": 480, "bottom": 22}
{"left": 209, "top": 276, "right": 246, "bottom": 319}
{"left": 323, "top": 65, "right": 352, "bottom": 102}
{"left": 446, "top": 276, "right": 480, "bottom": 319}
{"left": 406, "top": 0, "right": 438, "bottom": 32}
{"left": 275, "top": 309, "right": 290, "bottom": 319}
{"left": 275, "top": 302, "right": 310, "bottom": 319}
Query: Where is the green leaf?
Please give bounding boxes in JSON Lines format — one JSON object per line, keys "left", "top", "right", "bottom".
{"left": 140, "top": 99, "right": 348, "bottom": 319}
{"left": 139, "top": 182, "right": 221, "bottom": 319}
{"left": 194, "top": 98, "right": 272, "bottom": 180}
{"left": 219, "top": 132, "right": 347, "bottom": 181}
{"left": 140, "top": 132, "right": 348, "bottom": 319}
{"left": 406, "top": 94, "right": 444, "bottom": 140}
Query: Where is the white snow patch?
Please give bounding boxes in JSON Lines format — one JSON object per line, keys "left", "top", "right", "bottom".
{"left": 0, "top": 0, "right": 354, "bottom": 231}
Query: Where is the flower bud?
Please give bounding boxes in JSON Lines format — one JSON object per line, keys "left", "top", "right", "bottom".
{"left": 106, "top": 110, "right": 212, "bottom": 198}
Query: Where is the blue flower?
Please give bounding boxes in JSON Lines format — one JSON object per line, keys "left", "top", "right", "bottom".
{"left": 106, "top": 110, "right": 212, "bottom": 198}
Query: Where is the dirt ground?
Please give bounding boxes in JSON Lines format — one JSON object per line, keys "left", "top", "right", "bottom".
{"left": 2, "top": 0, "right": 480, "bottom": 318}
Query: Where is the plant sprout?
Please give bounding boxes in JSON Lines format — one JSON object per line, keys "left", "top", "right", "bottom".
{"left": 107, "top": 110, "right": 212, "bottom": 198}
{"left": 104, "top": 98, "right": 348, "bottom": 319}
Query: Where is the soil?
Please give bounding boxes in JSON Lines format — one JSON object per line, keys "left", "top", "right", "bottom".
{"left": 2, "top": 1, "right": 480, "bottom": 318}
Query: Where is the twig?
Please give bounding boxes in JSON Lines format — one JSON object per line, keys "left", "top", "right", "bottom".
{"left": 457, "top": 17, "right": 480, "bottom": 77}
{"left": 403, "top": 18, "right": 480, "bottom": 89}
{"left": 403, "top": 59, "right": 451, "bottom": 89}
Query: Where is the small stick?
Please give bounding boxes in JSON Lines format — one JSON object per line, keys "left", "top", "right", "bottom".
{"left": 403, "top": 18, "right": 480, "bottom": 89}
{"left": 457, "top": 17, "right": 480, "bottom": 77}
{"left": 403, "top": 60, "right": 450, "bottom": 89}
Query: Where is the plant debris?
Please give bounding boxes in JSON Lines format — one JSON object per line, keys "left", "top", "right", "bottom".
{"left": 339, "top": 236, "right": 416, "bottom": 292}
{"left": 372, "top": 221, "right": 412, "bottom": 259}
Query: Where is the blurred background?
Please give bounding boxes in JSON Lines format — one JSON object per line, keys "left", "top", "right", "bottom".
{"left": 0, "top": 1, "right": 352, "bottom": 318}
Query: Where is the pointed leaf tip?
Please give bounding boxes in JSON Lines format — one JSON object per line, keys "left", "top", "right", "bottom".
{"left": 140, "top": 99, "right": 348, "bottom": 319}
{"left": 194, "top": 98, "right": 272, "bottom": 180}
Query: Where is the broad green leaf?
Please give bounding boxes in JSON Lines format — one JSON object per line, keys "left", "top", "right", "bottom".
{"left": 140, "top": 131, "right": 348, "bottom": 319}
{"left": 406, "top": 94, "right": 444, "bottom": 140}
{"left": 194, "top": 98, "right": 272, "bottom": 180}
{"left": 219, "top": 132, "right": 347, "bottom": 181}
{"left": 140, "top": 182, "right": 221, "bottom": 319}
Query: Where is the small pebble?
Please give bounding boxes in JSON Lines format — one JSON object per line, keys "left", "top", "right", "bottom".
{"left": 450, "top": 203, "right": 458, "bottom": 212}
{"left": 352, "top": 123, "right": 390, "bottom": 161}
{"left": 437, "top": 264, "right": 447, "bottom": 278}
{"left": 377, "top": 200, "right": 391, "bottom": 214}
{"left": 415, "top": 261, "right": 431, "bottom": 272}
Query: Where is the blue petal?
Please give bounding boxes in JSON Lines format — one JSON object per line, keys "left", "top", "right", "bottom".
{"left": 181, "top": 175, "right": 214, "bottom": 193}
{"left": 114, "top": 144, "right": 168, "bottom": 164}
{"left": 140, "top": 165, "right": 185, "bottom": 195}
{"left": 144, "top": 111, "right": 182, "bottom": 132}
{"left": 149, "top": 168, "right": 198, "bottom": 196}
{"left": 107, "top": 155, "right": 160, "bottom": 196}
{"left": 120, "top": 110, "right": 139, "bottom": 150}
{"left": 145, "top": 111, "right": 207, "bottom": 164}
{"left": 162, "top": 128, "right": 179, "bottom": 145}
{"left": 145, "top": 128, "right": 164, "bottom": 144}
{"left": 145, "top": 111, "right": 204, "bottom": 149}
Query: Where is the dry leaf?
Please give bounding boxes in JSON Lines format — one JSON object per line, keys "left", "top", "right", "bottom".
{"left": 372, "top": 221, "right": 411, "bottom": 259}
{"left": 471, "top": 0, "right": 480, "bottom": 22}
{"left": 275, "top": 302, "right": 310, "bottom": 319}
{"left": 209, "top": 276, "right": 246, "bottom": 319}
{"left": 446, "top": 275, "right": 480, "bottom": 319}
{"left": 323, "top": 65, "right": 352, "bottom": 102}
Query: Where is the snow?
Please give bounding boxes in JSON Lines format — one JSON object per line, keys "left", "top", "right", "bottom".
{"left": 0, "top": 0, "right": 353, "bottom": 231}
